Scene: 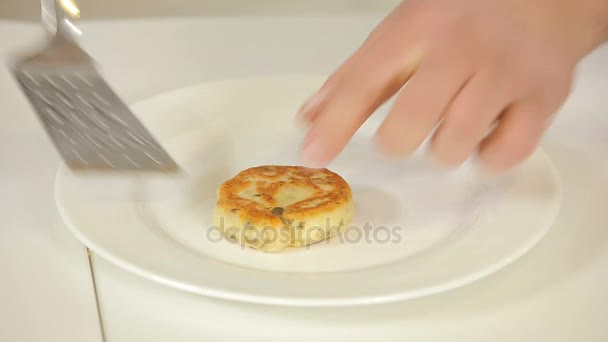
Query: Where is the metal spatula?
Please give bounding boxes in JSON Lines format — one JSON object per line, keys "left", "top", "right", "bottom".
{"left": 12, "top": 0, "right": 178, "bottom": 172}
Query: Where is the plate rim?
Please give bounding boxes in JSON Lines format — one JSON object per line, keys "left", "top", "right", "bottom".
{"left": 55, "top": 76, "right": 563, "bottom": 306}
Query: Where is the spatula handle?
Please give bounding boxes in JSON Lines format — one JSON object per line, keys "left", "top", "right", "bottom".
{"left": 41, "top": 0, "right": 82, "bottom": 40}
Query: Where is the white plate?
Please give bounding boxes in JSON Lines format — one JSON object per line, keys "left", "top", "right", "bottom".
{"left": 56, "top": 75, "right": 561, "bottom": 306}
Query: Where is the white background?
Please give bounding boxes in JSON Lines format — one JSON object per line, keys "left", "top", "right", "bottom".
{"left": 1, "top": 8, "right": 607, "bottom": 342}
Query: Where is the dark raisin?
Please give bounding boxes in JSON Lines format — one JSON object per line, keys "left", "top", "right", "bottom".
{"left": 271, "top": 207, "right": 284, "bottom": 216}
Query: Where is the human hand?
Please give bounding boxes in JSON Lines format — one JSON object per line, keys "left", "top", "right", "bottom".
{"left": 297, "top": 0, "right": 608, "bottom": 172}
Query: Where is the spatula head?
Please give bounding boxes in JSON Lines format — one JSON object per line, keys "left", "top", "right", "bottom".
{"left": 14, "top": 63, "right": 179, "bottom": 172}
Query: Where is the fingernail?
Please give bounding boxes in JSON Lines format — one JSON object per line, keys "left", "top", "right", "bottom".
{"left": 296, "top": 89, "right": 325, "bottom": 123}
{"left": 300, "top": 137, "right": 326, "bottom": 168}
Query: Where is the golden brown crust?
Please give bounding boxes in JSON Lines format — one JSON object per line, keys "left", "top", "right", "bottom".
{"left": 216, "top": 165, "right": 352, "bottom": 228}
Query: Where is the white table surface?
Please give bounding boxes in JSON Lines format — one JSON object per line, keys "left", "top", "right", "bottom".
{"left": 0, "top": 22, "right": 103, "bottom": 342}
{"left": 1, "top": 15, "right": 607, "bottom": 342}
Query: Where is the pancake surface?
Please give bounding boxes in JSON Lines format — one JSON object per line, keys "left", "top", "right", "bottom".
{"left": 213, "top": 165, "right": 354, "bottom": 252}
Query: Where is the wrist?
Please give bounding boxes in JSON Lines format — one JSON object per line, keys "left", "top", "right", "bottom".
{"left": 519, "top": 0, "right": 608, "bottom": 62}
{"left": 581, "top": 0, "right": 608, "bottom": 52}
{"left": 598, "top": 1, "right": 608, "bottom": 43}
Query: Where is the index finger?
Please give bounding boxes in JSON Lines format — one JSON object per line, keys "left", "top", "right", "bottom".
{"left": 298, "top": 25, "right": 424, "bottom": 166}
